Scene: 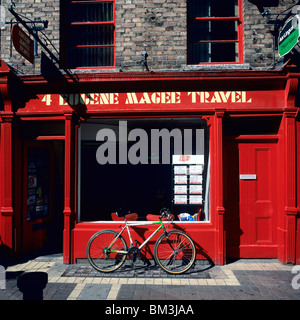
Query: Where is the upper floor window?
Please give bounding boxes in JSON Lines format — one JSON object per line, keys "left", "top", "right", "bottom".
{"left": 61, "top": 0, "right": 115, "bottom": 69}
{"left": 187, "top": 0, "right": 243, "bottom": 64}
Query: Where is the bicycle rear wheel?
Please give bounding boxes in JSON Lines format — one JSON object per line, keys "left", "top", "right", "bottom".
{"left": 86, "top": 230, "right": 127, "bottom": 273}
{"left": 154, "top": 230, "right": 196, "bottom": 274}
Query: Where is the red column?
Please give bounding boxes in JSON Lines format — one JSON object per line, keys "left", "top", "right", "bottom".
{"left": 0, "top": 60, "right": 13, "bottom": 255}
{"left": 63, "top": 111, "right": 75, "bottom": 264}
{"left": 297, "top": 118, "right": 300, "bottom": 265}
{"left": 214, "top": 110, "right": 225, "bottom": 265}
{"left": 283, "top": 110, "right": 298, "bottom": 264}
{"left": 0, "top": 112, "right": 14, "bottom": 253}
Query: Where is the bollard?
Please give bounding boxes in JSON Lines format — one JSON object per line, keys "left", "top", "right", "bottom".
{"left": 17, "top": 272, "right": 48, "bottom": 300}
{"left": 0, "top": 265, "right": 5, "bottom": 289}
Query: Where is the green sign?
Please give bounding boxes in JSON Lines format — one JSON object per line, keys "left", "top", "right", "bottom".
{"left": 278, "top": 16, "right": 300, "bottom": 57}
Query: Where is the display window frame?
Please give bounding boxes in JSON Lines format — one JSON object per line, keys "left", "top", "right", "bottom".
{"left": 77, "top": 117, "right": 211, "bottom": 224}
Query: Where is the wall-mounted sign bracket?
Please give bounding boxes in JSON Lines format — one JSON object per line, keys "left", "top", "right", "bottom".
{"left": 7, "top": 4, "right": 57, "bottom": 63}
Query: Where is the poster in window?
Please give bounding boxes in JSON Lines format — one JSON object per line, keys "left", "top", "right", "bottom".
{"left": 174, "top": 166, "right": 187, "bottom": 175}
{"left": 189, "top": 164, "right": 203, "bottom": 175}
{"left": 26, "top": 147, "right": 50, "bottom": 221}
{"left": 190, "top": 185, "right": 202, "bottom": 194}
{"left": 190, "top": 195, "right": 202, "bottom": 204}
{"left": 190, "top": 175, "right": 202, "bottom": 184}
{"left": 172, "top": 155, "right": 204, "bottom": 165}
{"left": 28, "top": 174, "right": 37, "bottom": 188}
{"left": 174, "top": 175, "right": 187, "bottom": 184}
{"left": 27, "top": 195, "right": 36, "bottom": 206}
{"left": 174, "top": 195, "right": 188, "bottom": 204}
{"left": 174, "top": 185, "right": 188, "bottom": 194}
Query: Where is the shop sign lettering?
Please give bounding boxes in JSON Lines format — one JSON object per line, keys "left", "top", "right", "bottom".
{"left": 40, "top": 91, "right": 252, "bottom": 107}
{"left": 187, "top": 91, "right": 251, "bottom": 103}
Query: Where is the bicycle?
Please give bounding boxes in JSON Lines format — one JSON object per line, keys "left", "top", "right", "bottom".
{"left": 86, "top": 209, "right": 196, "bottom": 275}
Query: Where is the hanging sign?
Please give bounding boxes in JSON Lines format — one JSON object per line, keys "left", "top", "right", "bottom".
{"left": 278, "top": 16, "right": 300, "bottom": 57}
{"left": 11, "top": 24, "right": 34, "bottom": 64}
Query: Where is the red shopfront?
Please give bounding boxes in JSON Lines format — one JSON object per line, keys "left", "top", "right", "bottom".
{"left": 0, "top": 59, "right": 299, "bottom": 265}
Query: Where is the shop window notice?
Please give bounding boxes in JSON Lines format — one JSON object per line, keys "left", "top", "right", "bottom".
{"left": 173, "top": 155, "right": 203, "bottom": 206}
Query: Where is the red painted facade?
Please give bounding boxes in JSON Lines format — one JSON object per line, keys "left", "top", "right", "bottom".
{"left": 0, "top": 58, "right": 299, "bottom": 265}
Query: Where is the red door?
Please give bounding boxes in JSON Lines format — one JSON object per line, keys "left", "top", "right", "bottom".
{"left": 22, "top": 142, "right": 53, "bottom": 254}
{"left": 225, "top": 139, "right": 278, "bottom": 258}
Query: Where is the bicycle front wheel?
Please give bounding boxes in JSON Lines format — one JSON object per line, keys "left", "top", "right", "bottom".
{"left": 86, "top": 230, "right": 128, "bottom": 273}
{"left": 154, "top": 230, "right": 196, "bottom": 274}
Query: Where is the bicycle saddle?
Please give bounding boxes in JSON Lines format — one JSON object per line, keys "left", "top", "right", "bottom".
{"left": 111, "top": 212, "right": 138, "bottom": 221}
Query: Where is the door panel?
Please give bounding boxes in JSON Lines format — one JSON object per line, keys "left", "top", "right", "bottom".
{"left": 225, "top": 139, "right": 278, "bottom": 258}
{"left": 22, "top": 142, "right": 53, "bottom": 254}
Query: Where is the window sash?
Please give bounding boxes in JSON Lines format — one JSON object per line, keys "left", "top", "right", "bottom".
{"left": 187, "top": 0, "right": 243, "bottom": 64}
{"left": 187, "top": 0, "right": 239, "bottom": 18}
{"left": 64, "top": 0, "right": 115, "bottom": 68}
{"left": 188, "top": 20, "right": 239, "bottom": 42}
{"left": 66, "top": 1, "right": 114, "bottom": 23}
{"left": 66, "top": 24, "right": 115, "bottom": 47}
{"left": 66, "top": 47, "right": 114, "bottom": 68}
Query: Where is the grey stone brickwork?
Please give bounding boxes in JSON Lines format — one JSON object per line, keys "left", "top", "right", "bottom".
{"left": 243, "top": 0, "right": 297, "bottom": 70}
{"left": 0, "top": 0, "right": 298, "bottom": 74}
{"left": 0, "top": 0, "right": 60, "bottom": 75}
{"left": 115, "top": 0, "right": 186, "bottom": 72}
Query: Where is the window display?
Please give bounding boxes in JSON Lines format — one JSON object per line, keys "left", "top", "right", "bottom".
{"left": 79, "top": 118, "right": 210, "bottom": 222}
{"left": 26, "top": 147, "right": 51, "bottom": 221}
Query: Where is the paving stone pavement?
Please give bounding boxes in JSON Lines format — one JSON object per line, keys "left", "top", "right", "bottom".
{"left": 1, "top": 253, "right": 300, "bottom": 301}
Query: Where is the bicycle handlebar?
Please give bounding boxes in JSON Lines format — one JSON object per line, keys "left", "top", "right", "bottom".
{"left": 160, "top": 208, "right": 172, "bottom": 221}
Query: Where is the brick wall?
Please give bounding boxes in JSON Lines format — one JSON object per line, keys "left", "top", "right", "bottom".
{"left": 0, "top": 0, "right": 298, "bottom": 74}
{"left": 243, "top": 0, "right": 297, "bottom": 70}
{"left": 115, "top": 0, "right": 186, "bottom": 72}
{"left": 0, "top": 0, "right": 60, "bottom": 74}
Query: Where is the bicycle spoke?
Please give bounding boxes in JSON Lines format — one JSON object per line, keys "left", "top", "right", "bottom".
{"left": 87, "top": 230, "right": 127, "bottom": 272}
{"left": 154, "top": 231, "right": 196, "bottom": 274}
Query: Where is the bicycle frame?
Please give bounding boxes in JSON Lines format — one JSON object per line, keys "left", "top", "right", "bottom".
{"left": 108, "top": 219, "right": 169, "bottom": 254}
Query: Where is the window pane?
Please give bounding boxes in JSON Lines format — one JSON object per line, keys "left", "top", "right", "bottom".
{"left": 66, "top": 47, "right": 114, "bottom": 67}
{"left": 64, "top": 0, "right": 115, "bottom": 68}
{"left": 79, "top": 118, "right": 210, "bottom": 222}
{"left": 189, "top": 43, "right": 210, "bottom": 64}
{"left": 67, "top": 2, "right": 113, "bottom": 23}
{"left": 211, "top": 43, "right": 237, "bottom": 62}
{"left": 189, "top": 42, "right": 237, "bottom": 63}
{"left": 188, "top": 0, "right": 238, "bottom": 18}
{"left": 187, "top": 0, "right": 241, "bottom": 64}
{"left": 188, "top": 21, "right": 238, "bottom": 41}
{"left": 67, "top": 25, "right": 114, "bottom": 46}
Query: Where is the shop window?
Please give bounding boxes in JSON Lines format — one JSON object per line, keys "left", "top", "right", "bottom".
{"left": 187, "top": 0, "right": 243, "bottom": 64}
{"left": 61, "top": 0, "right": 115, "bottom": 69}
{"left": 79, "top": 118, "right": 210, "bottom": 222}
